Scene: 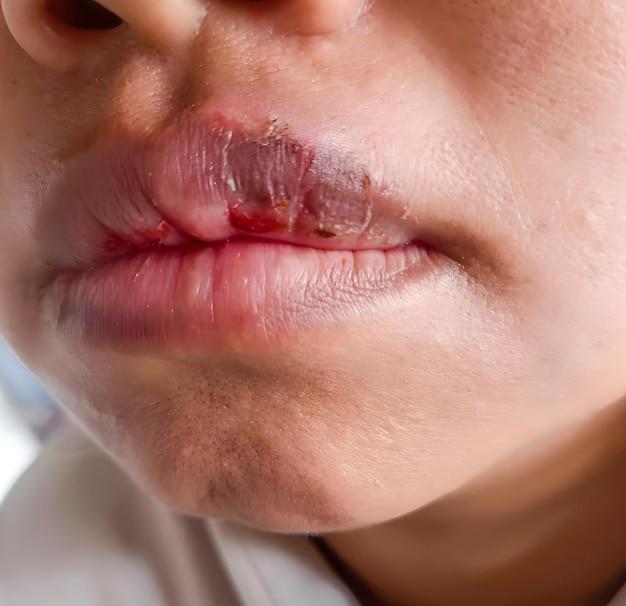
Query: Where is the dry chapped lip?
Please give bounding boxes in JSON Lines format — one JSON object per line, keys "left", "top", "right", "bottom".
{"left": 40, "top": 112, "right": 450, "bottom": 352}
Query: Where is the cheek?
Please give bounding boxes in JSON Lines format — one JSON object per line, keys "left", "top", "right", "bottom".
{"left": 454, "top": 4, "right": 626, "bottom": 343}
{"left": 434, "top": 1, "right": 624, "bottom": 100}
{"left": 392, "top": 0, "right": 626, "bottom": 291}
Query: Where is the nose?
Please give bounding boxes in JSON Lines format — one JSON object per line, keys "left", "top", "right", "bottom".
{"left": 1, "top": 0, "right": 368, "bottom": 70}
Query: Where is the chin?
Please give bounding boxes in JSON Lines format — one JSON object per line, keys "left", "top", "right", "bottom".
{"left": 63, "top": 360, "right": 365, "bottom": 534}
{"left": 125, "top": 422, "right": 359, "bottom": 534}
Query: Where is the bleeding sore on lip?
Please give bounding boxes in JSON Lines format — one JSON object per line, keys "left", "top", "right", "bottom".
{"left": 147, "top": 116, "right": 383, "bottom": 246}
{"left": 37, "top": 111, "right": 443, "bottom": 352}
{"left": 40, "top": 110, "right": 421, "bottom": 280}
{"left": 94, "top": 117, "right": 387, "bottom": 257}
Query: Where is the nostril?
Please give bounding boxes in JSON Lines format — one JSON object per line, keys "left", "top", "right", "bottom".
{"left": 4, "top": 0, "right": 203, "bottom": 70}
{"left": 46, "top": 0, "right": 123, "bottom": 31}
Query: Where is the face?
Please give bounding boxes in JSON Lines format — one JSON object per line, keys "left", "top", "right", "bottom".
{"left": 0, "top": 0, "right": 625, "bottom": 532}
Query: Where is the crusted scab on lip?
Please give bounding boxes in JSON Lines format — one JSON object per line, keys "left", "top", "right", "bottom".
{"left": 49, "top": 115, "right": 410, "bottom": 263}
{"left": 203, "top": 124, "right": 379, "bottom": 241}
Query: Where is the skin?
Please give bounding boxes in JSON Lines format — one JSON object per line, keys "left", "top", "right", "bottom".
{"left": 1, "top": 0, "right": 626, "bottom": 604}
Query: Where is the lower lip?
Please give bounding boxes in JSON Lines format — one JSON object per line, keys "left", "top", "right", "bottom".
{"left": 44, "top": 240, "right": 439, "bottom": 352}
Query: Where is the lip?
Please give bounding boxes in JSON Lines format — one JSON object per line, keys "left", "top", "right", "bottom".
{"left": 44, "top": 240, "right": 438, "bottom": 352}
{"left": 38, "top": 110, "right": 456, "bottom": 352}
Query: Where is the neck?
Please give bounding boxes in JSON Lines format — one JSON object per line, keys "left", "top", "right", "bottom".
{"left": 323, "top": 400, "right": 626, "bottom": 606}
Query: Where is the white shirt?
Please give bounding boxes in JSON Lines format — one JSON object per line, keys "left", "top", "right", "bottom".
{"left": 0, "top": 429, "right": 360, "bottom": 606}
{"left": 1, "top": 429, "right": 625, "bottom": 606}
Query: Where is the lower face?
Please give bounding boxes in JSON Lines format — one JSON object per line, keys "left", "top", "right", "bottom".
{"left": 1, "top": 1, "right": 626, "bottom": 532}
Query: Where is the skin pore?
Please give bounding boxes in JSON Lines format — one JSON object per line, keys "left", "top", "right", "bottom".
{"left": 1, "top": 1, "right": 626, "bottom": 604}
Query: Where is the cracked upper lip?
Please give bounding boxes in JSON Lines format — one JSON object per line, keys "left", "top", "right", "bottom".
{"left": 37, "top": 108, "right": 494, "bottom": 279}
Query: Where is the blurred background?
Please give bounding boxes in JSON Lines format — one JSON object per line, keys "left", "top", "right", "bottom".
{"left": 0, "top": 340, "right": 66, "bottom": 503}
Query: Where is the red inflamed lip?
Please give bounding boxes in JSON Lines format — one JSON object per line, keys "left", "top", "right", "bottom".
{"left": 36, "top": 110, "right": 458, "bottom": 353}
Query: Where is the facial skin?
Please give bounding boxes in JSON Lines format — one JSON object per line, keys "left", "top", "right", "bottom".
{"left": 1, "top": 3, "right": 626, "bottom": 601}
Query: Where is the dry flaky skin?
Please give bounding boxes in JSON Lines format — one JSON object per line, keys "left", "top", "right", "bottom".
{"left": 150, "top": 119, "right": 383, "bottom": 244}
{"left": 38, "top": 117, "right": 411, "bottom": 275}
{"left": 2, "top": 2, "right": 626, "bottom": 603}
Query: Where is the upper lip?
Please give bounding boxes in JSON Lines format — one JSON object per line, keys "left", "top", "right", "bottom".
{"left": 37, "top": 109, "right": 484, "bottom": 273}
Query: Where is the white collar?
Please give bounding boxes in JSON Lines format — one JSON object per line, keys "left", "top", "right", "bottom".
{"left": 208, "top": 520, "right": 362, "bottom": 606}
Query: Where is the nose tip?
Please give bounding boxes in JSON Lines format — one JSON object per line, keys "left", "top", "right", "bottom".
{"left": 2, "top": 0, "right": 368, "bottom": 71}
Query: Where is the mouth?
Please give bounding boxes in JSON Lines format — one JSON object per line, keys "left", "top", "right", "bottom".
{"left": 38, "top": 111, "right": 458, "bottom": 352}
